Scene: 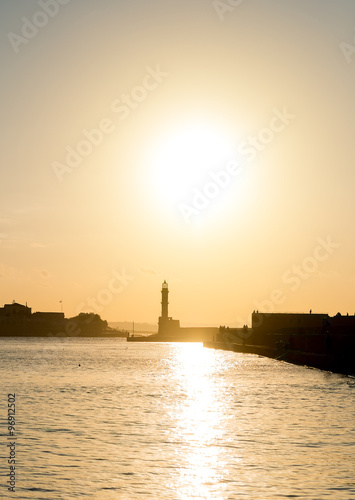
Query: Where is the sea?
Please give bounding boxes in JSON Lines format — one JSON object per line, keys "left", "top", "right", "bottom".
{"left": 0, "top": 337, "right": 354, "bottom": 500}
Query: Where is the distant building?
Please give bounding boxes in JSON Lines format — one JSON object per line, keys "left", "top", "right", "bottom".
{"left": 251, "top": 311, "right": 329, "bottom": 334}
{"left": 245, "top": 311, "right": 355, "bottom": 359}
{"left": 0, "top": 302, "right": 65, "bottom": 336}
{"left": 0, "top": 302, "right": 32, "bottom": 317}
{"left": 32, "top": 312, "right": 65, "bottom": 322}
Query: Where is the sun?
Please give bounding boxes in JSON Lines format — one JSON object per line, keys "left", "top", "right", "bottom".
{"left": 149, "top": 121, "right": 235, "bottom": 205}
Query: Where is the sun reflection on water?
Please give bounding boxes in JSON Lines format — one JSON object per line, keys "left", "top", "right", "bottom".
{"left": 169, "top": 343, "right": 231, "bottom": 499}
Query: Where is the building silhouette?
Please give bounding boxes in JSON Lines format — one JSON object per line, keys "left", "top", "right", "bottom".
{"left": 0, "top": 301, "right": 65, "bottom": 335}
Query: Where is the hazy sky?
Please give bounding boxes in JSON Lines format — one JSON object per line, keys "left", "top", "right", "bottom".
{"left": 1, "top": 0, "right": 355, "bottom": 325}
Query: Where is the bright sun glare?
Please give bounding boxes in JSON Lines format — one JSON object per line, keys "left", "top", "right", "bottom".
{"left": 151, "top": 122, "right": 235, "bottom": 204}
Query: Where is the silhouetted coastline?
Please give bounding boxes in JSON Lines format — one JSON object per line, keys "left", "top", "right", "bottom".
{"left": 0, "top": 302, "right": 127, "bottom": 337}
{"left": 128, "top": 282, "right": 355, "bottom": 376}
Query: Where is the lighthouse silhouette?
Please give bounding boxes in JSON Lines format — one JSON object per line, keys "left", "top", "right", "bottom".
{"left": 161, "top": 280, "right": 169, "bottom": 319}
{"left": 158, "top": 281, "right": 180, "bottom": 336}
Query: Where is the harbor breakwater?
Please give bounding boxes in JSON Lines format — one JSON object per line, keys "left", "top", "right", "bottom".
{"left": 203, "top": 339, "right": 354, "bottom": 375}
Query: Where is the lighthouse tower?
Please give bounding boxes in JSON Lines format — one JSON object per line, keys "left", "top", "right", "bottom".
{"left": 158, "top": 280, "right": 180, "bottom": 335}
{"left": 161, "top": 280, "right": 169, "bottom": 319}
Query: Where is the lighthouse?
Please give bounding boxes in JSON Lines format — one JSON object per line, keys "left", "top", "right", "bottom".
{"left": 158, "top": 280, "right": 180, "bottom": 335}
{"left": 161, "top": 280, "right": 169, "bottom": 319}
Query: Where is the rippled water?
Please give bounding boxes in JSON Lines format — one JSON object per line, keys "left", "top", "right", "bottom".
{"left": 0, "top": 338, "right": 354, "bottom": 499}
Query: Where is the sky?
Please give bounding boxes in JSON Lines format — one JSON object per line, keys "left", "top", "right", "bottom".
{"left": 1, "top": 0, "right": 355, "bottom": 325}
